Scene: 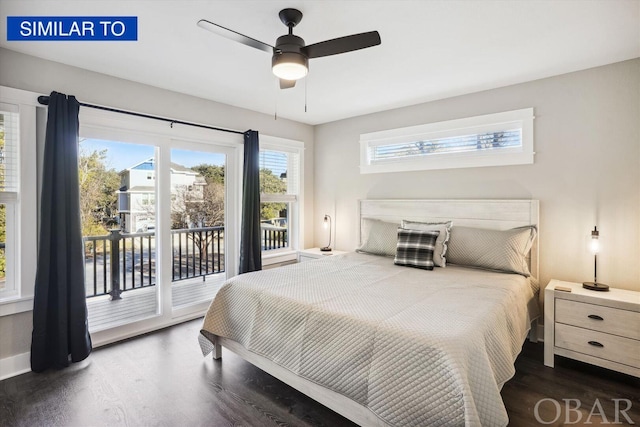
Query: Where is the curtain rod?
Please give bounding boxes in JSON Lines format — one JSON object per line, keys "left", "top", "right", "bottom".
{"left": 37, "top": 95, "right": 245, "bottom": 136}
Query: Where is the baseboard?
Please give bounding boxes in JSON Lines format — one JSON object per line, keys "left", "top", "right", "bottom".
{"left": 528, "top": 320, "right": 545, "bottom": 343}
{"left": 0, "top": 351, "right": 30, "bottom": 381}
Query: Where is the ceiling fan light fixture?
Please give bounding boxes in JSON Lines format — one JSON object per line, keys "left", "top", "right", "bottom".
{"left": 198, "top": 8, "right": 381, "bottom": 89}
{"left": 272, "top": 52, "right": 308, "bottom": 80}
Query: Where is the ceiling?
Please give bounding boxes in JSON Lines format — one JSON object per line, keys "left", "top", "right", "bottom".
{"left": 1, "top": 1, "right": 638, "bottom": 125}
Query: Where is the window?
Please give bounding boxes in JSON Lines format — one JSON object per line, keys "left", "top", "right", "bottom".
{"left": 0, "top": 87, "right": 38, "bottom": 314}
{"left": 0, "top": 104, "right": 18, "bottom": 299}
{"left": 360, "top": 108, "right": 534, "bottom": 174}
{"left": 259, "top": 142, "right": 301, "bottom": 254}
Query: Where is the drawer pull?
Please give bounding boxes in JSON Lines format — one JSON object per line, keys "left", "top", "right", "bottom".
{"left": 588, "top": 314, "right": 604, "bottom": 321}
{"left": 588, "top": 341, "right": 604, "bottom": 348}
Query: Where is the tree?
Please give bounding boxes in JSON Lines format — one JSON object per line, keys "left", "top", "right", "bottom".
{"left": 170, "top": 163, "right": 225, "bottom": 229}
{"left": 169, "top": 164, "right": 226, "bottom": 266}
{"left": 259, "top": 168, "right": 287, "bottom": 220}
{"left": 78, "top": 147, "right": 121, "bottom": 237}
{"left": 171, "top": 181, "right": 224, "bottom": 229}
{"left": 191, "top": 164, "right": 224, "bottom": 185}
{"left": 184, "top": 164, "right": 288, "bottom": 222}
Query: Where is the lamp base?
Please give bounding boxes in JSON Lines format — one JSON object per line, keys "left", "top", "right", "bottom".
{"left": 320, "top": 246, "right": 332, "bottom": 252}
{"left": 582, "top": 282, "right": 610, "bottom": 292}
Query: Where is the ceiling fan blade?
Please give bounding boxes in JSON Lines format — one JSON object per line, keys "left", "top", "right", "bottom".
{"left": 279, "top": 79, "right": 296, "bottom": 89}
{"left": 303, "top": 31, "right": 381, "bottom": 59}
{"left": 197, "top": 19, "right": 273, "bottom": 54}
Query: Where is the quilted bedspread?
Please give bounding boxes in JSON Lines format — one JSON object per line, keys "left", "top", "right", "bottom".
{"left": 200, "top": 252, "right": 538, "bottom": 426}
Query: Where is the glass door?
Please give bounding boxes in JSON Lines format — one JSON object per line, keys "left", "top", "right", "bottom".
{"left": 78, "top": 138, "right": 158, "bottom": 331}
{"left": 169, "top": 147, "right": 229, "bottom": 310}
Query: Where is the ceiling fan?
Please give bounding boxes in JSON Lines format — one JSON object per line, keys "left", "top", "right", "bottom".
{"left": 197, "top": 8, "right": 381, "bottom": 89}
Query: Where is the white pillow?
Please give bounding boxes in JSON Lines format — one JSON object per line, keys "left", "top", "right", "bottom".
{"left": 446, "top": 225, "right": 537, "bottom": 276}
{"left": 357, "top": 218, "right": 399, "bottom": 257}
{"left": 401, "top": 220, "right": 452, "bottom": 267}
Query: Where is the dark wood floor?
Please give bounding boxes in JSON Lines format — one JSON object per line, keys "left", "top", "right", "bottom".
{"left": 1, "top": 319, "right": 638, "bottom": 426}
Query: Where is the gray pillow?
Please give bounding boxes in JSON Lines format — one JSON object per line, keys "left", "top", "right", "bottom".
{"left": 446, "top": 225, "right": 537, "bottom": 276}
{"left": 357, "top": 218, "right": 398, "bottom": 257}
{"left": 401, "top": 220, "right": 452, "bottom": 267}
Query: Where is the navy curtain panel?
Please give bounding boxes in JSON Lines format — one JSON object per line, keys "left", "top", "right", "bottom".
{"left": 31, "top": 91, "right": 92, "bottom": 372}
{"left": 239, "top": 130, "right": 262, "bottom": 273}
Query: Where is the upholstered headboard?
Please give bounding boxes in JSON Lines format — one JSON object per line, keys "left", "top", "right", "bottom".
{"left": 357, "top": 199, "right": 540, "bottom": 278}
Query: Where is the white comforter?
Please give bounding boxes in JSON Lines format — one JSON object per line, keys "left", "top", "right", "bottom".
{"left": 200, "top": 252, "right": 538, "bottom": 426}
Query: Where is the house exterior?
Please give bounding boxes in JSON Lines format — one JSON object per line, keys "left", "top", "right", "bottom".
{"left": 117, "top": 158, "right": 205, "bottom": 232}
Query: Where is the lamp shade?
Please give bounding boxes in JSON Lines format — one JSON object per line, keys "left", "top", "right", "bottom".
{"left": 588, "top": 226, "right": 600, "bottom": 254}
{"left": 321, "top": 214, "right": 332, "bottom": 251}
{"left": 272, "top": 52, "right": 308, "bottom": 80}
{"left": 583, "top": 226, "right": 609, "bottom": 291}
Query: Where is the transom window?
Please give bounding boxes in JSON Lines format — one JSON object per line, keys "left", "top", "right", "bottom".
{"left": 360, "top": 108, "right": 534, "bottom": 173}
{"left": 370, "top": 129, "right": 522, "bottom": 160}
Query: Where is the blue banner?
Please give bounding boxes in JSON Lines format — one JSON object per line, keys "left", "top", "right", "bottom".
{"left": 7, "top": 16, "right": 138, "bottom": 41}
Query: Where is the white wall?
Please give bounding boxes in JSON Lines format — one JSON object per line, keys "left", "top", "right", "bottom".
{"left": 314, "top": 59, "right": 640, "bottom": 296}
{"left": 0, "top": 47, "right": 314, "bottom": 362}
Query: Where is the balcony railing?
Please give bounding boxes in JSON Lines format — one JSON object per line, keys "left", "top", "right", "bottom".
{"left": 83, "top": 230, "right": 157, "bottom": 299}
{"left": 262, "top": 227, "right": 288, "bottom": 250}
{"left": 83, "top": 225, "right": 288, "bottom": 299}
{"left": 83, "top": 227, "right": 225, "bottom": 299}
{"left": 172, "top": 226, "right": 224, "bottom": 282}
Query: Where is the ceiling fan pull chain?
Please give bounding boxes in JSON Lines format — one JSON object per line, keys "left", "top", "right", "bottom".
{"left": 305, "top": 78, "right": 307, "bottom": 113}
{"left": 274, "top": 79, "right": 278, "bottom": 120}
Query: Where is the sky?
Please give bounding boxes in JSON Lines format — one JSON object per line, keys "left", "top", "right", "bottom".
{"left": 81, "top": 138, "right": 225, "bottom": 172}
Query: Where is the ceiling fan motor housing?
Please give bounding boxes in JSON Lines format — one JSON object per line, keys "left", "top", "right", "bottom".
{"left": 272, "top": 34, "right": 309, "bottom": 80}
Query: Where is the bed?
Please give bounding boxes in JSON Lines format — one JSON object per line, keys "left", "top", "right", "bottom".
{"left": 199, "top": 199, "right": 540, "bottom": 426}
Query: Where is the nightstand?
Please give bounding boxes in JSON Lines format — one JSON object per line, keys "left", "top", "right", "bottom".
{"left": 298, "top": 247, "right": 347, "bottom": 262}
{"left": 544, "top": 280, "right": 640, "bottom": 377}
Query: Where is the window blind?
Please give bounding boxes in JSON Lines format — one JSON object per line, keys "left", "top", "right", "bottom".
{"left": 259, "top": 149, "right": 299, "bottom": 199}
{"left": 360, "top": 108, "right": 534, "bottom": 174}
{"left": 0, "top": 103, "right": 19, "bottom": 194}
{"left": 370, "top": 129, "right": 522, "bottom": 162}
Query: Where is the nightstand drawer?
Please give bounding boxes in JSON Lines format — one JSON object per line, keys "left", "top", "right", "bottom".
{"left": 556, "top": 299, "right": 640, "bottom": 340}
{"left": 555, "top": 323, "right": 640, "bottom": 368}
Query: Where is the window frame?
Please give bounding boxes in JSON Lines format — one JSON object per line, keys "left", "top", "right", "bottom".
{"left": 259, "top": 136, "right": 304, "bottom": 264}
{"left": 0, "top": 86, "right": 40, "bottom": 316}
{"left": 360, "top": 108, "right": 534, "bottom": 174}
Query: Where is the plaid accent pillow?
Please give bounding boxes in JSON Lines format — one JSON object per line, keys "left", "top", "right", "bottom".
{"left": 394, "top": 229, "right": 440, "bottom": 270}
{"left": 401, "top": 220, "right": 452, "bottom": 267}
